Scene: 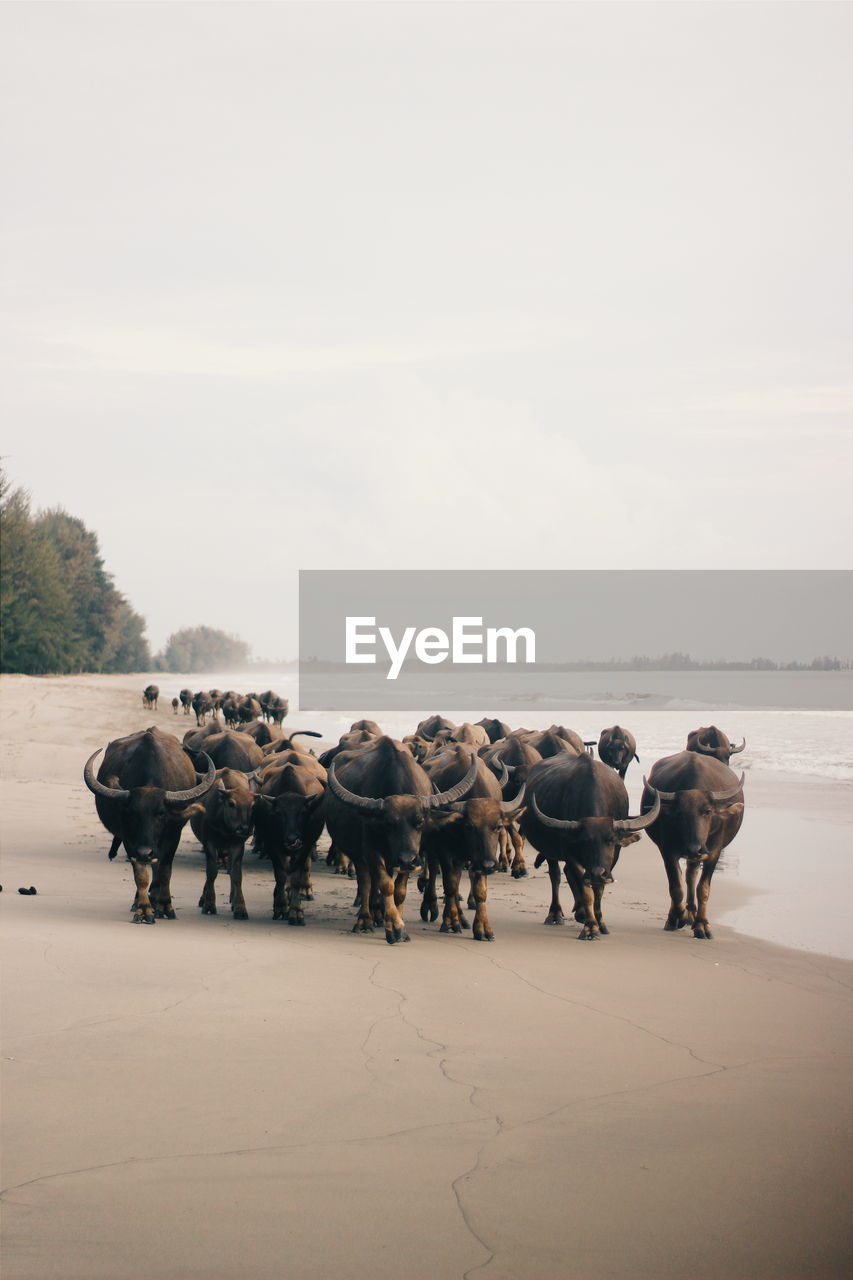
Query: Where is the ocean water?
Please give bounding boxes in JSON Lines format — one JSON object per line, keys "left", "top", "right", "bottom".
{"left": 172, "top": 668, "right": 853, "bottom": 783}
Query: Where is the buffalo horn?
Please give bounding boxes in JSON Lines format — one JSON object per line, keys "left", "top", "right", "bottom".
{"left": 422, "top": 752, "right": 479, "bottom": 809}
{"left": 613, "top": 782, "right": 660, "bottom": 832}
{"left": 327, "top": 760, "right": 385, "bottom": 812}
{"left": 165, "top": 752, "right": 216, "bottom": 805}
{"left": 491, "top": 752, "right": 510, "bottom": 790}
{"left": 500, "top": 781, "right": 526, "bottom": 815}
{"left": 83, "top": 748, "right": 129, "bottom": 800}
{"left": 694, "top": 734, "right": 716, "bottom": 756}
{"left": 530, "top": 793, "right": 582, "bottom": 832}
{"left": 729, "top": 738, "right": 746, "bottom": 755}
{"left": 711, "top": 773, "right": 745, "bottom": 804}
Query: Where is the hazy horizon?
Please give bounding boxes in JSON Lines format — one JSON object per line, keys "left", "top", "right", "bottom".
{"left": 3, "top": 2, "right": 851, "bottom": 660}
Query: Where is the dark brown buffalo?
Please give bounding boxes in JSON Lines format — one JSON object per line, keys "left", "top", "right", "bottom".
{"left": 171, "top": 697, "right": 179, "bottom": 715}
{"left": 317, "top": 730, "right": 377, "bottom": 768}
{"left": 192, "top": 691, "right": 214, "bottom": 725}
{"left": 480, "top": 736, "right": 542, "bottom": 876}
{"left": 189, "top": 768, "right": 256, "bottom": 918}
{"left": 515, "top": 729, "right": 581, "bottom": 760}
{"left": 419, "top": 745, "right": 525, "bottom": 940}
{"left": 194, "top": 730, "right": 264, "bottom": 773}
{"left": 476, "top": 717, "right": 513, "bottom": 743}
{"left": 642, "top": 751, "right": 745, "bottom": 940}
{"left": 350, "top": 719, "right": 382, "bottom": 736}
{"left": 237, "top": 695, "right": 263, "bottom": 725}
{"left": 254, "top": 763, "right": 326, "bottom": 924}
{"left": 83, "top": 727, "right": 215, "bottom": 922}
{"left": 179, "top": 688, "right": 193, "bottom": 715}
{"left": 326, "top": 736, "right": 478, "bottom": 944}
{"left": 182, "top": 719, "right": 224, "bottom": 751}
{"left": 415, "top": 715, "right": 456, "bottom": 741}
{"left": 597, "top": 726, "right": 639, "bottom": 779}
{"left": 520, "top": 753, "right": 660, "bottom": 939}
{"left": 142, "top": 684, "right": 159, "bottom": 710}
{"left": 686, "top": 726, "right": 746, "bottom": 765}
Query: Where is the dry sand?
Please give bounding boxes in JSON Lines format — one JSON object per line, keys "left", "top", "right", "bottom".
{"left": 1, "top": 674, "right": 851, "bottom": 1280}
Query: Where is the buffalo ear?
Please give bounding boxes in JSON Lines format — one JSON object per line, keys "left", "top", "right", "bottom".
{"left": 717, "top": 801, "right": 744, "bottom": 818}
{"left": 184, "top": 802, "right": 206, "bottom": 820}
{"left": 503, "top": 807, "right": 526, "bottom": 826}
{"left": 616, "top": 831, "right": 642, "bottom": 847}
{"left": 427, "top": 810, "right": 464, "bottom": 829}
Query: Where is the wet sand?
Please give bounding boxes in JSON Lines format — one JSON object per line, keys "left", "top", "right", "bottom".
{"left": 1, "top": 675, "right": 851, "bottom": 1280}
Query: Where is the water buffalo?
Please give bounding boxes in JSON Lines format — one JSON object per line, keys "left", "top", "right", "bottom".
{"left": 142, "top": 684, "right": 159, "bottom": 710}
{"left": 254, "top": 763, "right": 326, "bottom": 925}
{"left": 83, "top": 727, "right": 215, "bottom": 923}
{"left": 192, "top": 691, "right": 214, "bottom": 725}
{"left": 194, "top": 730, "right": 264, "bottom": 773}
{"left": 597, "top": 726, "right": 639, "bottom": 779}
{"left": 179, "top": 688, "right": 193, "bottom": 715}
{"left": 520, "top": 753, "right": 660, "bottom": 939}
{"left": 642, "top": 751, "right": 745, "bottom": 939}
{"left": 686, "top": 726, "right": 746, "bottom": 765}
{"left": 326, "top": 736, "right": 478, "bottom": 944}
{"left": 419, "top": 745, "right": 526, "bottom": 940}
{"left": 190, "top": 768, "right": 256, "bottom": 918}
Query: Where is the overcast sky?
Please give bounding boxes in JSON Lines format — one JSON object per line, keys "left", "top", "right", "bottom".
{"left": 2, "top": 1, "right": 851, "bottom": 660}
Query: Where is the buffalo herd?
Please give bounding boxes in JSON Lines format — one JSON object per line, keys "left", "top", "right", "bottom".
{"left": 84, "top": 696, "right": 746, "bottom": 944}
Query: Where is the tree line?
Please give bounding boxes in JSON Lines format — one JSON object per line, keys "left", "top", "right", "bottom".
{"left": 1, "top": 467, "right": 252, "bottom": 674}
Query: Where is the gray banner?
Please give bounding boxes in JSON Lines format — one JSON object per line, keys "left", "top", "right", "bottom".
{"left": 298, "top": 570, "right": 852, "bottom": 711}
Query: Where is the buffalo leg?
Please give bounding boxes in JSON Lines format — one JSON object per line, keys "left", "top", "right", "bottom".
{"left": 351, "top": 858, "right": 374, "bottom": 934}
{"left": 229, "top": 845, "right": 248, "bottom": 919}
{"left": 693, "top": 854, "right": 720, "bottom": 940}
{"left": 439, "top": 863, "right": 465, "bottom": 934}
{"left": 685, "top": 860, "right": 701, "bottom": 927}
{"left": 593, "top": 881, "right": 609, "bottom": 935}
{"left": 375, "top": 861, "right": 408, "bottom": 944}
{"left": 471, "top": 871, "right": 494, "bottom": 942}
{"left": 269, "top": 851, "right": 290, "bottom": 920}
{"left": 151, "top": 839, "right": 179, "bottom": 919}
{"left": 543, "top": 859, "right": 564, "bottom": 924}
{"left": 286, "top": 852, "right": 310, "bottom": 925}
{"left": 509, "top": 824, "right": 528, "bottom": 878}
{"left": 497, "top": 828, "right": 510, "bottom": 872}
{"left": 419, "top": 853, "right": 440, "bottom": 922}
{"left": 198, "top": 842, "right": 220, "bottom": 915}
{"left": 564, "top": 863, "right": 598, "bottom": 939}
{"left": 129, "top": 858, "right": 155, "bottom": 924}
{"left": 662, "top": 853, "right": 690, "bottom": 931}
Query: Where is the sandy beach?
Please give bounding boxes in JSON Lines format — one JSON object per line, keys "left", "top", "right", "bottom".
{"left": 1, "top": 674, "right": 851, "bottom": 1280}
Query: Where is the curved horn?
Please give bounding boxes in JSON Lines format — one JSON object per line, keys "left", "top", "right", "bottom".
{"left": 531, "top": 792, "right": 582, "bottom": 832}
{"left": 327, "top": 760, "right": 385, "bottom": 813}
{"left": 165, "top": 751, "right": 217, "bottom": 805}
{"left": 694, "top": 734, "right": 716, "bottom": 756}
{"left": 729, "top": 738, "right": 746, "bottom": 755}
{"left": 500, "top": 781, "right": 526, "bottom": 815}
{"left": 650, "top": 783, "right": 677, "bottom": 802}
{"left": 83, "top": 748, "right": 129, "bottom": 801}
{"left": 711, "top": 773, "right": 745, "bottom": 804}
{"left": 490, "top": 752, "right": 510, "bottom": 790}
{"left": 613, "top": 782, "right": 660, "bottom": 832}
{"left": 422, "top": 752, "right": 479, "bottom": 809}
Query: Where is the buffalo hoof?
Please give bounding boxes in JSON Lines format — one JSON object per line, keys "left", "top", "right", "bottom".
{"left": 352, "top": 920, "right": 374, "bottom": 934}
{"left": 512, "top": 867, "right": 528, "bottom": 879}
{"left": 474, "top": 931, "right": 495, "bottom": 942}
{"left": 544, "top": 914, "right": 564, "bottom": 926}
{"left": 694, "top": 924, "right": 713, "bottom": 940}
{"left": 420, "top": 902, "right": 438, "bottom": 922}
{"left": 598, "top": 922, "right": 609, "bottom": 935}
{"left": 348, "top": 866, "right": 356, "bottom": 879}
{"left": 233, "top": 908, "right": 248, "bottom": 920}
{"left": 385, "top": 927, "right": 409, "bottom": 944}
{"left": 289, "top": 916, "right": 306, "bottom": 926}
{"left": 578, "top": 929, "right": 599, "bottom": 941}
{"left": 201, "top": 904, "right": 217, "bottom": 915}
{"left": 156, "top": 907, "right": 176, "bottom": 919}
{"left": 301, "top": 890, "right": 314, "bottom": 901}
{"left": 273, "top": 908, "right": 285, "bottom": 920}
